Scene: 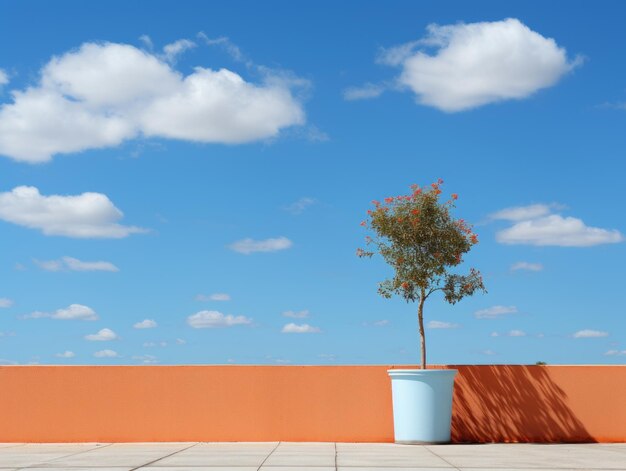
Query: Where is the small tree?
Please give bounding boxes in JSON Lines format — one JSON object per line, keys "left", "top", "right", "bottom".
{"left": 357, "top": 180, "right": 486, "bottom": 369}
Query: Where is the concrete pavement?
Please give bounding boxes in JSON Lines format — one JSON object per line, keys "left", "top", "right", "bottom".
{"left": 0, "top": 442, "right": 624, "bottom": 470}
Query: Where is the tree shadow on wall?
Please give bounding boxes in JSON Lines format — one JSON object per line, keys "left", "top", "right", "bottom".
{"left": 450, "top": 365, "right": 595, "bottom": 443}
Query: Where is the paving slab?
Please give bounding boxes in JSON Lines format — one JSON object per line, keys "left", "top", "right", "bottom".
{"left": 0, "top": 443, "right": 105, "bottom": 467}
{"left": 0, "top": 442, "right": 624, "bottom": 470}
{"left": 0, "top": 444, "right": 25, "bottom": 449}
{"left": 42, "top": 442, "right": 194, "bottom": 468}
{"left": 146, "top": 442, "right": 276, "bottom": 467}
{"left": 427, "top": 443, "right": 626, "bottom": 469}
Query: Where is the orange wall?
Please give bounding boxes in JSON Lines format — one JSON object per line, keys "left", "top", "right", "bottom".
{"left": 0, "top": 365, "right": 623, "bottom": 443}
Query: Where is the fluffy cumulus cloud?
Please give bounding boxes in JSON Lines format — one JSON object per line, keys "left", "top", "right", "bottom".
{"left": 24, "top": 303, "right": 98, "bottom": 321}
{"left": 281, "top": 323, "right": 321, "bottom": 334}
{"left": 0, "top": 297, "right": 13, "bottom": 308}
{"left": 229, "top": 236, "right": 292, "bottom": 254}
{"left": 133, "top": 319, "right": 157, "bottom": 329}
{"left": 427, "top": 320, "right": 460, "bottom": 329}
{"left": 0, "top": 186, "right": 145, "bottom": 238}
{"left": 511, "top": 261, "right": 544, "bottom": 272}
{"left": 0, "top": 41, "right": 305, "bottom": 163}
{"left": 85, "top": 328, "right": 118, "bottom": 341}
{"left": 187, "top": 310, "right": 252, "bottom": 328}
{"left": 475, "top": 305, "right": 518, "bottom": 319}
{"left": 572, "top": 329, "right": 608, "bottom": 339}
{"left": 34, "top": 256, "right": 119, "bottom": 272}
{"left": 375, "top": 18, "right": 579, "bottom": 112}
{"left": 493, "top": 204, "right": 624, "bottom": 247}
{"left": 195, "top": 293, "right": 231, "bottom": 301}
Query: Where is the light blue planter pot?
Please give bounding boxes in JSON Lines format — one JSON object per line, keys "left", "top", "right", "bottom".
{"left": 387, "top": 369, "right": 458, "bottom": 444}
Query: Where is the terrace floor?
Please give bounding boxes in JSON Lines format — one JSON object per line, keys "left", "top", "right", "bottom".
{"left": 0, "top": 442, "right": 624, "bottom": 470}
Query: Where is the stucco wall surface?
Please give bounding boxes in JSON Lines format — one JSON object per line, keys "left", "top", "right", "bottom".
{"left": 0, "top": 365, "right": 623, "bottom": 443}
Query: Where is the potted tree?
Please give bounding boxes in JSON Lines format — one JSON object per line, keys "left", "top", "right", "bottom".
{"left": 358, "top": 180, "right": 485, "bottom": 444}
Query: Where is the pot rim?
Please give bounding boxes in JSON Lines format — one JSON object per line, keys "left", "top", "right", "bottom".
{"left": 387, "top": 368, "right": 458, "bottom": 376}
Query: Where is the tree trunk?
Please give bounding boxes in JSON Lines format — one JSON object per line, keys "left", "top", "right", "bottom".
{"left": 417, "top": 292, "right": 426, "bottom": 369}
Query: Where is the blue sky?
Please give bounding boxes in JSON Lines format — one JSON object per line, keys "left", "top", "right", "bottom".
{"left": 1, "top": 1, "right": 625, "bottom": 365}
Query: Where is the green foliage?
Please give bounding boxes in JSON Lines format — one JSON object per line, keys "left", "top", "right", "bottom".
{"left": 358, "top": 180, "right": 486, "bottom": 304}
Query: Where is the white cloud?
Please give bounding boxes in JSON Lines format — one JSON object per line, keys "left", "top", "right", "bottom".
{"left": 24, "top": 303, "right": 98, "bottom": 321}
{"left": 343, "top": 83, "right": 385, "bottom": 101}
{"left": 35, "top": 256, "right": 119, "bottom": 272}
{"left": 511, "top": 261, "right": 544, "bottom": 272}
{"left": 427, "top": 320, "right": 460, "bottom": 329}
{"left": 195, "top": 293, "right": 231, "bottom": 301}
{"left": 53, "top": 304, "right": 98, "bottom": 320}
{"left": 33, "top": 259, "right": 64, "bottom": 271}
{"left": 85, "top": 328, "right": 118, "bottom": 341}
{"left": 138, "top": 34, "right": 153, "bottom": 50}
{"left": 133, "top": 354, "right": 158, "bottom": 364}
{"left": 0, "top": 69, "right": 8, "bottom": 86}
{"left": 318, "top": 353, "right": 336, "bottom": 360}
{"left": 55, "top": 351, "right": 75, "bottom": 358}
{"left": 0, "top": 186, "right": 145, "bottom": 238}
{"left": 143, "top": 341, "right": 169, "bottom": 348}
{"left": 0, "top": 297, "right": 13, "bottom": 308}
{"left": 283, "top": 197, "right": 316, "bottom": 215}
{"left": 490, "top": 204, "right": 554, "bottom": 221}
{"left": 372, "top": 319, "right": 390, "bottom": 327}
{"left": 133, "top": 319, "right": 157, "bottom": 329}
{"left": 93, "top": 349, "right": 119, "bottom": 358}
{"left": 61, "top": 256, "right": 119, "bottom": 272}
{"left": 480, "top": 349, "right": 496, "bottom": 355}
{"left": 187, "top": 310, "right": 252, "bottom": 328}
{"left": 573, "top": 329, "right": 608, "bottom": 339}
{"left": 508, "top": 330, "right": 527, "bottom": 337}
{"left": 496, "top": 214, "right": 623, "bottom": 247}
{"left": 604, "top": 349, "right": 626, "bottom": 356}
{"left": 199, "top": 34, "right": 247, "bottom": 63}
{"left": 140, "top": 67, "right": 306, "bottom": 145}
{"left": 162, "top": 39, "right": 196, "bottom": 63}
{"left": 475, "top": 305, "right": 518, "bottom": 319}
{"left": 175, "top": 338, "right": 187, "bottom": 345}
{"left": 282, "top": 309, "right": 309, "bottom": 319}
{"left": 378, "top": 18, "right": 579, "bottom": 112}
{"left": 229, "top": 236, "right": 292, "bottom": 254}
{"left": 0, "top": 42, "right": 305, "bottom": 163}
{"left": 281, "top": 323, "right": 321, "bottom": 334}
{"left": 490, "top": 332, "right": 499, "bottom": 337}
